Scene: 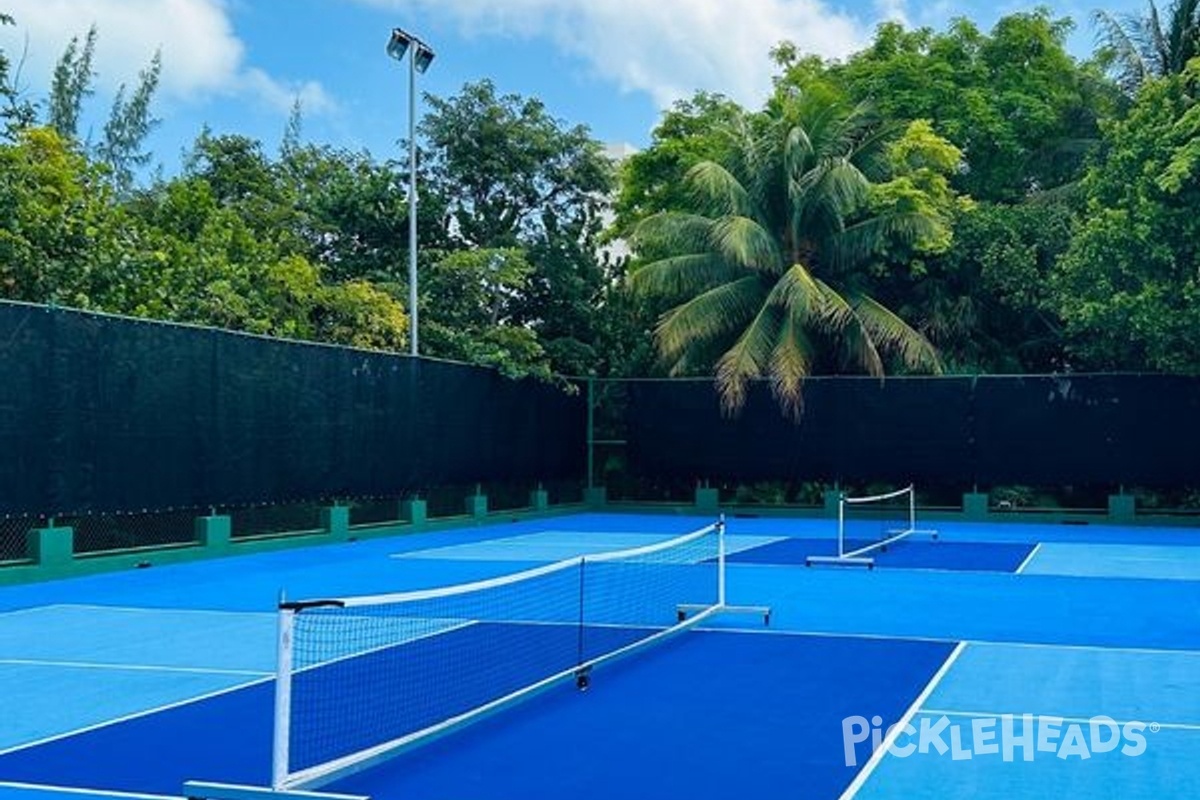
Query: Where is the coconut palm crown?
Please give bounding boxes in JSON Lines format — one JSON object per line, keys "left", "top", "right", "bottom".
{"left": 1093, "top": 0, "right": 1200, "bottom": 94}
{"left": 630, "top": 90, "right": 944, "bottom": 418}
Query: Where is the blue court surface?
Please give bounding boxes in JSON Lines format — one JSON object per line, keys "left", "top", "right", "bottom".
{"left": 0, "top": 512, "right": 1198, "bottom": 799}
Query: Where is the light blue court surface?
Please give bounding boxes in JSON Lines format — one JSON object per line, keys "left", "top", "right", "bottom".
{"left": 0, "top": 512, "right": 1196, "bottom": 800}
{"left": 1021, "top": 542, "right": 1200, "bottom": 580}
{"left": 390, "top": 530, "right": 784, "bottom": 562}
{"left": 851, "top": 642, "right": 1200, "bottom": 799}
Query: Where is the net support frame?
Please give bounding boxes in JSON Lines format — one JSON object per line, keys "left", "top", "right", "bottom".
{"left": 269, "top": 519, "right": 758, "bottom": 792}
{"left": 272, "top": 603, "right": 295, "bottom": 791}
{"left": 806, "top": 485, "right": 937, "bottom": 568}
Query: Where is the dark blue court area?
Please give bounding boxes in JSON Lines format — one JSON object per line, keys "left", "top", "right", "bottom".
{"left": 0, "top": 624, "right": 952, "bottom": 800}
{"left": 2, "top": 512, "right": 1199, "bottom": 800}
{"left": 728, "top": 537, "right": 1036, "bottom": 572}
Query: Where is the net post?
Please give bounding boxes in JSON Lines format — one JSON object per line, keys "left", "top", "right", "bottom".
{"left": 837, "top": 494, "right": 846, "bottom": 558}
{"left": 717, "top": 514, "right": 726, "bottom": 608}
{"left": 908, "top": 484, "right": 916, "bottom": 533}
{"left": 272, "top": 598, "right": 296, "bottom": 791}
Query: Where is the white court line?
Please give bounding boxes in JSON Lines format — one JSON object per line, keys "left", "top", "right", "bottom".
{"left": 0, "top": 782, "right": 177, "bottom": 800}
{"left": 0, "top": 675, "right": 272, "bottom": 758}
{"left": 0, "top": 619, "right": 489, "bottom": 759}
{"left": 702, "top": 626, "right": 1200, "bottom": 656}
{"left": 921, "top": 708, "right": 1200, "bottom": 733}
{"left": 0, "top": 657, "right": 269, "bottom": 677}
{"left": 839, "top": 641, "right": 968, "bottom": 800}
{"left": 35, "top": 604, "right": 274, "bottom": 619}
{"left": 1015, "top": 542, "right": 1043, "bottom": 574}
{"left": 0, "top": 604, "right": 77, "bottom": 617}
{"left": 726, "top": 561, "right": 1041, "bottom": 577}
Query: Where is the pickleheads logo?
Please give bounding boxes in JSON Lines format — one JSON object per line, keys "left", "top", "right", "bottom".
{"left": 842, "top": 714, "right": 1151, "bottom": 766}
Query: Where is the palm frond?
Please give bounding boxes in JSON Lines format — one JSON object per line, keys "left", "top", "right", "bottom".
{"left": 709, "top": 215, "right": 783, "bottom": 272}
{"left": 828, "top": 211, "right": 943, "bottom": 272}
{"left": 631, "top": 211, "right": 714, "bottom": 254}
{"left": 685, "top": 161, "right": 752, "bottom": 218}
{"left": 1147, "top": 2, "right": 1172, "bottom": 73}
{"left": 630, "top": 253, "right": 741, "bottom": 298}
{"left": 768, "top": 311, "right": 815, "bottom": 419}
{"left": 1091, "top": 9, "right": 1151, "bottom": 92}
{"left": 773, "top": 264, "right": 855, "bottom": 332}
{"left": 714, "top": 302, "right": 783, "bottom": 415}
{"left": 849, "top": 292, "right": 943, "bottom": 373}
{"left": 810, "top": 158, "right": 871, "bottom": 223}
{"left": 655, "top": 275, "right": 766, "bottom": 363}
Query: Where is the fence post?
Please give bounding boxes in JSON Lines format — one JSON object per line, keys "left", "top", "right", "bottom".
{"left": 1108, "top": 492, "right": 1135, "bottom": 524}
{"left": 195, "top": 514, "right": 232, "bottom": 553}
{"left": 694, "top": 484, "right": 720, "bottom": 514}
{"left": 963, "top": 492, "right": 990, "bottom": 521}
{"left": 27, "top": 522, "right": 74, "bottom": 572}
{"left": 822, "top": 489, "right": 842, "bottom": 519}
{"left": 466, "top": 486, "right": 488, "bottom": 519}
{"left": 530, "top": 484, "right": 550, "bottom": 512}
{"left": 323, "top": 504, "right": 350, "bottom": 541}
{"left": 584, "top": 486, "right": 607, "bottom": 508}
{"left": 401, "top": 498, "right": 426, "bottom": 530}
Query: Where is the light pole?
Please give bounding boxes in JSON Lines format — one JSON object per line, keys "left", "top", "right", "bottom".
{"left": 386, "top": 27, "right": 435, "bottom": 357}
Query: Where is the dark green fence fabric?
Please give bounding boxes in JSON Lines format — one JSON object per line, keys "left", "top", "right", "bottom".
{"left": 623, "top": 374, "right": 1200, "bottom": 488}
{"left": 972, "top": 374, "right": 1200, "bottom": 487}
{"left": 0, "top": 303, "right": 584, "bottom": 516}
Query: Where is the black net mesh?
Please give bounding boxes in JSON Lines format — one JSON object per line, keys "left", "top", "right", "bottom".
{"left": 282, "top": 525, "right": 720, "bottom": 786}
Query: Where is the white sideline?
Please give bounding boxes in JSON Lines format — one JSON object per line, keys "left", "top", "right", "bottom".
{"left": 838, "top": 641, "right": 968, "bottom": 799}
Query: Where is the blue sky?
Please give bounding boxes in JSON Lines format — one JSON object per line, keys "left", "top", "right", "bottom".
{"left": 0, "top": 0, "right": 1140, "bottom": 175}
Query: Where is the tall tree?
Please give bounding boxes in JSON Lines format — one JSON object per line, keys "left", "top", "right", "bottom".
{"left": 47, "top": 25, "right": 96, "bottom": 142}
{"left": 630, "top": 87, "right": 946, "bottom": 417}
{"left": 789, "top": 13, "right": 1116, "bottom": 201}
{"left": 1093, "top": 0, "right": 1200, "bottom": 93}
{"left": 97, "top": 50, "right": 161, "bottom": 193}
{"left": 613, "top": 91, "right": 743, "bottom": 231}
{"left": 420, "top": 79, "right": 613, "bottom": 248}
{"left": 0, "top": 12, "right": 29, "bottom": 137}
{"left": 418, "top": 80, "right": 615, "bottom": 374}
{"left": 1053, "top": 63, "right": 1200, "bottom": 372}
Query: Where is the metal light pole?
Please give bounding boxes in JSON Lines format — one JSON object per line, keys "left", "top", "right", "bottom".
{"left": 386, "top": 28, "right": 435, "bottom": 357}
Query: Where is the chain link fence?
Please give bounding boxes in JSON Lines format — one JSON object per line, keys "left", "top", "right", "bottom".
{"left": 62, "top": 510, "right": 200, "bottom": 555}
{"left": 229, "top": 503, "right": 325, "bottom": 540}
{"left": 0, "top": 516, "right": 44, "bottom": 562}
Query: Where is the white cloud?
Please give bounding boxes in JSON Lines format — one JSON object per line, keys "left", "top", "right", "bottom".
{"left": 362, "top": 0, "right": 872, "bottom": 110}
{"left": 874, "top": 0, "right": 911, "bottom": 26}
{"left": 0, "top": 0, "right": 335, "bottom": 115}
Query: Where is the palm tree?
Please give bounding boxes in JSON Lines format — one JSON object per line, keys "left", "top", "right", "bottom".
{"left": 1093, "top": 0, "right": 1200, "bottom": 94}
{"left": 629, "top": 89, "right": 942, "bottom": 418}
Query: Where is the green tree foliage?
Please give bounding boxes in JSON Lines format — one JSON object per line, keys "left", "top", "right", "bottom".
{"left": 1094, "top": 0, "right": 1200, "bottom": 93}
{"left": 1054, "top": 64, "right": 1200, "bottom": 372}
{"left": 280, "top": 140, "right": 427, "bottom": 286}
{"left": 613, "top": 91, "right": 743, "bottom": 231}
{"left": 790, "top": 13, "right": 1115, "bottom": 201}
{"left": 421, "top": 248, "right": 550, "bottom": 378}
{"left": 418, "top": 79, "right": 615, "bottom": 375}
{"left": 630, "top": 87, "right": 947, "bottom": 416}
{"left": 47, "top": 26, "right": 96, "bottom": 143}
{"left": 97, "top": 50, "right": 162, "bottom": 194}
{"left": 895, "top": 198, "right": 1075, "bottom": 372}
{"left": 0, "top": 12, "right": 35, "bottom": 137}
{"left": 0, "top": 127, "right": 117, "bottom": 304}
{"left": 421, "top": 80, "right": 612, "bottom": 247}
